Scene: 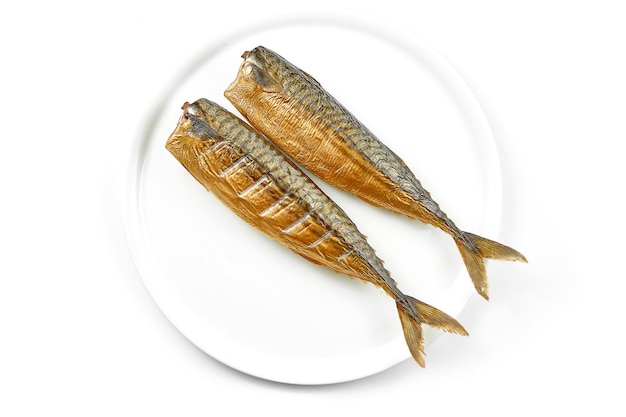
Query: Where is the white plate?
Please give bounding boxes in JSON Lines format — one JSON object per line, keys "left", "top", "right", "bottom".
{"left": 124, "top": 12, "right": 502, "bottom": 385}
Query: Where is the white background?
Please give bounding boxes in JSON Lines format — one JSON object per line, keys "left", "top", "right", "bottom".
{"left": 1, "top": 1, "right": 624, "bottom": 415}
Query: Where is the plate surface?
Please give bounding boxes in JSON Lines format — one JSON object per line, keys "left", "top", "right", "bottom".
{"left": 124, "top": 12, "right": 502, "bottom": 384}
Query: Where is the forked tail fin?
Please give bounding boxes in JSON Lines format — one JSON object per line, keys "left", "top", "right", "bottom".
{"left": 397, "top": 296, "right": 468, "bottom": 367}
{"left": 455, "top": 232, "right": 527, "bottom": 300}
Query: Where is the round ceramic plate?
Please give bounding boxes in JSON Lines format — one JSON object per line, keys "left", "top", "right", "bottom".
{"left": 124, "top": 13, "right": 502, "bottom": 385}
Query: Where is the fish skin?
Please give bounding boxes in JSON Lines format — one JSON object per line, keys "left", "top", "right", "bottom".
{"left": 224, "top": 46, "right": 527, "bottom": 300}
{"left": 165, "top": 98, "right": 467, "bottom": 367}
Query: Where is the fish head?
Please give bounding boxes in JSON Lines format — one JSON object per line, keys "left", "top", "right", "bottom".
{"left": 225, "top": 46, "right": 322, "bottom": 112}
{"left": 224, "top": 46, "right": 285, "bottom": 109}
{"left": 165, "top": 99, "right": 222, "bottom": 165}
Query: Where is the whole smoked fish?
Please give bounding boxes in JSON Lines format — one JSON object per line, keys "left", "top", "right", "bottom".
{"left": 224, "top": 46, "right": 527, "bottom": 300}
{"left": 165, "top": 99, "right": 467, "bottom": 367}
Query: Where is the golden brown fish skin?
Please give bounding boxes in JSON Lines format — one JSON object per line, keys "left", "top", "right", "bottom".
{"left": 165, "top": 99, "right": 467, "bottom": 366}
{"left": 224, "top": 46, "right": 527, "bottom": 300}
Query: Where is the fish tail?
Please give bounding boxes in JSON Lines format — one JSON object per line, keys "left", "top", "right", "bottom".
{"left": 396, "top": 295, "right": 468, "bottom": 367}
{"left": 455, "top": 232, "right": 527, "bottom": 300}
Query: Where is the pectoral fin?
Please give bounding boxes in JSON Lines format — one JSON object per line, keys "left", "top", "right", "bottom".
{"left": 249, "top": 64, "right": 283, "bottom": 93}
